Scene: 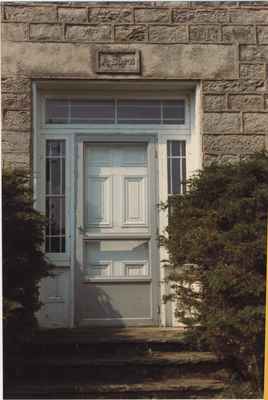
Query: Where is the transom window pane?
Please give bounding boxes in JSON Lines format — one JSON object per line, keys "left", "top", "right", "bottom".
{"left": 46, "top": 99, "right": 185, "bottom": 125}
{"left": 163, "top": 100, "right": 185, "bottom": 124}
{"left": 46, "top": 140, "right": 66, "bottom": 253}
{"left": 46, "top": 99, "right": 115, "bottom": 124}
{"left": 70, "top": 100, "right": 115, "bottom": 124}
{"left": 46, "top": 100, "right": 69, "bottom": 124}
{"left": 117, "top": 100, "right": 161, "bottom": 124}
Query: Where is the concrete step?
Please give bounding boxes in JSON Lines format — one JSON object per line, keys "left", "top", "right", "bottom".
{"left": 7, "top": 352, "right": 227, "bottom": 382}
{"left": 5, "top": 377, "right": 226, "bottom": 399}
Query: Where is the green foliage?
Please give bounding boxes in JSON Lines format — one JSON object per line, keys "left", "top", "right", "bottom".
{"left": 163, "top": 152, "right": 268, "bottom": 396}
{"left": 3, "top": 298, "right": 23, "bottom": 320}
{"left": 3, "top": 168, "right": 52, "bottom": 345}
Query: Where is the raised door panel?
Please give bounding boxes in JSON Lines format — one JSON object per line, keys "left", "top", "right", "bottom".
{"left": 84, "top": 240, "right": 149, "bottom": 280}
{"left": 36, "top": 269, "right": 69, "bottom": 328}
{"left": 86, "top": 176, "right": 112, "bottom": 227}
{"left": 123, "top": 176, "right": 147, "bottom": 226}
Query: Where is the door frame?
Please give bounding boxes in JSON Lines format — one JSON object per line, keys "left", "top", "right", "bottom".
{"left": 75, "top": 134, "right": 160, "bottom": 326}
{"left": 33, "top": 81, "right": 200, "bottom": 328}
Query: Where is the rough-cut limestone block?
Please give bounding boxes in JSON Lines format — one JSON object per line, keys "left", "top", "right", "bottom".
{"left": 2, "top": 23, "right": 28, "bottom": 41}
{"left": 203, "top": 95, "right": 226, "bottom": 111}
{"left": 2, "top": 93, "right": 31, "bottom": 110}
{"left": 240, "top": 46, "right": 268, "bottom": 62}
{"left": 189, "top": 25, "right": 220, "bottom": 42}
{"left": 58, "top": 8, "right": 88, "bottom": 24}
{"left": 203, "top": 134, "right": 265, "bottom": 154}
{"left": 172, "top": 9, "right": 229, "bottom": 24}
{"left": 88, "top": 8, "right": 132, "bottom": 24}
{"left": 66, "top": 25, "right": 112, "bottom": 42}
{"left": 203, "top": 112, "right": 241, "bottom": 134}
{"left": 239, "top": 64, "right": 266, "bottom": 80}
{"left": 264, "top": 96, "right": 268, "bottom": 109}
{"left": 115, "top": 25, "right": 147, "bottom": 42}
{"left": 203, "top": 80, "right": 265, "bottom": 93}
{"left": 2, "top": 130, "right": 31, "bottom": 153}
{"left": 228, "top": 95, "right": 263, "bottom": 111}
{"left": 30, "top": 24, "right": 63, "bottom": 41}
{"left": 244, "top": 113, "right": 268, "bottom": 133}
{"left": 257, "top": 27, "right": 268, "bottom": 45}
{"left": 2, "top": 152, "right": 30, "bottom": 169}
{"left": 191, "top": 1, "right": 237, "bottom": 6}
{"left": 149, "top": 25, "right": 188, "bottom": 43}
{"left": 2, "top": 42, "right": 237, "bottom": 80}
{"left": 1, "top": 76, "right": 31, "bottom": 93}
{"left": 222, "top": 26, "right": 256, "bottom": 44}
{"left": 134, "top": 8, "right": 170, "bottom": 23}
{"left": 4, "top": 5, "right": 57, "bottom": 22}
{"left": 203, "top": 153, "right": 241, "bottom": 165}
{"left": 3, "top": 110, "right": 31, "bottom": 131}
{"left": 230, "top": 10, "right": 268, "bottom": 24}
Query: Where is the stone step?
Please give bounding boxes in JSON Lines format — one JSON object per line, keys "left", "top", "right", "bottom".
{"left": 7, "top": 352, "right": 227, "bottom": 382}
{"left": 30, "top": 327, "right": 187, "bottom": 345}
{"left": 5, "top": 329, "right": 228, "bottom": 399}
{"left": 24, "top": 339, "right": 190, "bottom": 357}
{"left": 4, "top": 378, "right": 226, "bottom": 399}
{"left": 22, "top": 328, "right": 195, "bottom": 356}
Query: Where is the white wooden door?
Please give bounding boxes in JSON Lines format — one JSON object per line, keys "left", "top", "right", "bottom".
{"left": 76, "top": 141, "right": 159, "bottom": 326}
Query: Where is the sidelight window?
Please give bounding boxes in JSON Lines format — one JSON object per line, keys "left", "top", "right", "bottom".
{"left": 167, "top": 140, "right": 186, "bottom": 196}
{"left": 45, "top": 140, "right": 66, "bottom": 253}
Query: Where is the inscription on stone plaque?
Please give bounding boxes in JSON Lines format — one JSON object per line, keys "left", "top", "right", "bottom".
{"left": 96, "top": 50, "right": 141, "bottom": 74}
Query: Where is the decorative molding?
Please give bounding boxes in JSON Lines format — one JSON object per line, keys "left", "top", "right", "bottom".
{"left": 96, "top": 50, "right": 141, "bottom": 74}
{"left": 124, "top": 261, "right": 148, "bottom": 277}
{"left": 84, "top": 262, "right": 112, "bottom": 280}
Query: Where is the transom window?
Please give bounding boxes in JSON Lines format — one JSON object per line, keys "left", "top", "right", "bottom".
{"left": 45, "top": 98, "right": 185, "bottom": 125}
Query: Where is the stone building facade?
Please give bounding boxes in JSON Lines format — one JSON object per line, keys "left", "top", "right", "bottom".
{"left": 2, "top": 1, "right": 268, "bottom": 328}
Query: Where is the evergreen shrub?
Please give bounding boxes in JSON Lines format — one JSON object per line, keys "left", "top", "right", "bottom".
{"left": 163, "top": 152, "right": 268, "bottom": 397}
{"left": 3, "top": 168, "right": 52, "bottom": 349}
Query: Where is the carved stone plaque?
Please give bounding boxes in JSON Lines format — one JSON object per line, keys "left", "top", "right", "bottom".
{"left": 96, "top": 50, "right": 141, "bottom": 74}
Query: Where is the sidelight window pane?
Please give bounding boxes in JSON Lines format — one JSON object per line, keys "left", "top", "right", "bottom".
{"left": 171, "top": 158, "right": 181, "bottom": 194}
{"left": 46, "top": 140, "right": 65, "bottom": 157}
{"left": 167, "top": 141, "right": 186, "bottom": 195}
{"left": 45, "top": 140, "right": 66, "bottom": 253}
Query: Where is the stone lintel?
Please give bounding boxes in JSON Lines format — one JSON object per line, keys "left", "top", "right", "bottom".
{"left": 2, "top": 42, "right": 238, "bottom": 80}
